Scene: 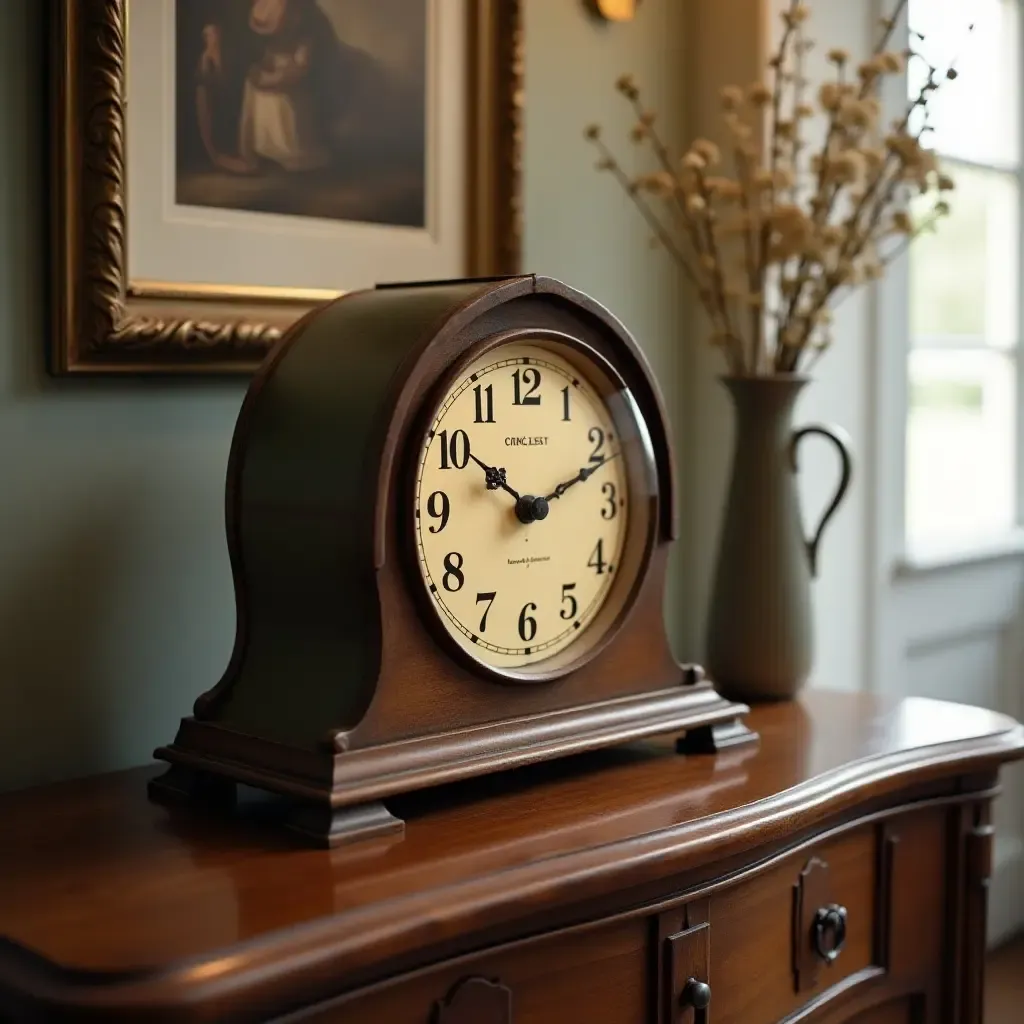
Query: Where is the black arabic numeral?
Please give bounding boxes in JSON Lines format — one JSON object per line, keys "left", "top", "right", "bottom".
{"left": 600, "top": 482, "right": 617, "bottom": 520}
{"left": 426, "top": 490, "right": 450, "bottom": 532}
{"left": 587, "top": 538, "right": 607, "bottom": 575}
{"left": 561, "top": 385, "right": 571, "bottom": 422}
{"left": 473, "top": 384, "right": 495, "bottom": 423}
{"left": 512, "top": 367, "right": 542, "bottom": 405}
{"left": 442, "top": 551, "right": 465, "bottom": 592}
{"left": 588, "top": 426, "right": 606, "bottom": 464}
{"left": 518, "top": 602, "right": 538, "bottom": 642}
{"left": 560, "top": 583, "right": 578, "bottom": 620}
{"left": 438, "top": 429, "right": 471, "bottom": 470}
{"left": 475, "top": 591, "right": 496, "bottom": 632}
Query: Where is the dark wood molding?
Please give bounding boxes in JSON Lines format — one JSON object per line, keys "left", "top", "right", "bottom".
{"left": 961, "top": 803, "right": 994, "bottom": 1024}
{"left": 664, "top": 920, "right": 710, "bottom": 1024}
{"left": 48, "top": 0, "right": 523, "bottom": 374}
{"left": 875, "top": 827, "right": 898, "bottom": 970}
{"left": 434, "top": 976, "right": 512, "bottom": 1024}
{"left": 793, "top": 856, "right": 833, "bottom": 993}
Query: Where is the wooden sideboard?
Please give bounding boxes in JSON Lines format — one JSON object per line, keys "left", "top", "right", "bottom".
{"left": 1, "top": 690, "right": 1023, "bottom": 1023}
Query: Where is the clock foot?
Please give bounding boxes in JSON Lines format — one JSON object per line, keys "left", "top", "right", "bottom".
{"left": 284, "top": 800, "right": 405, "bottom": 849}
{"left": 148, "top": 764, "right": 237, "bottom": 807}
{"left": 676, "top": 718, "right": 760, "bottom": 755}
{"left": 148, "top": 765, "right": 403, "bottom": 848}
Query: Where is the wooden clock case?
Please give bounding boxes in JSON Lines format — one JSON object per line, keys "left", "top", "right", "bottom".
{"left": 150, "top": 275, "right": 755, "bottom": 845}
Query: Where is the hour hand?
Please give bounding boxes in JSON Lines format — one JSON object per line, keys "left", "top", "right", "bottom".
{"left": 469, "top": 453, "right": 520, "bottom": 501}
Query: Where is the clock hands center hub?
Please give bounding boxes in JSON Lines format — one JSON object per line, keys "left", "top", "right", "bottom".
{"left": 514, "top": 494, "right": 550, "bottom": 524}
{"left": 469, "top": 451, "right": 549, "bottom": 525}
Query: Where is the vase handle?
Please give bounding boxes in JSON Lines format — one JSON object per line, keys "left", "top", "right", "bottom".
{"left": 789, "top": 424, "right": 853, "bottom": 578}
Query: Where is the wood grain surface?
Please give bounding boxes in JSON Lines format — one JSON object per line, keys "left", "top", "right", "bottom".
{"left": 1, "top": 690, "right": 1022, "bottom": 1022}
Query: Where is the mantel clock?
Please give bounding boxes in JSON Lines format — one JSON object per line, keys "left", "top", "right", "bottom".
{"left": 150, "top": 276, "right": 755, "bottom": 846}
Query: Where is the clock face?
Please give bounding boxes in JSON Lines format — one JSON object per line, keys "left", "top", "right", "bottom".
{"left": 414, "top": 337, "right": 651, "bottom": 677}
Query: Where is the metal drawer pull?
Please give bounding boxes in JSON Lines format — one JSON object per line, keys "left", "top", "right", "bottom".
{"left": 681, "top": 977, "right": 712, "bottom": 1010}
{"left": 813, "top": 903, "right": 848, "bottom": 963}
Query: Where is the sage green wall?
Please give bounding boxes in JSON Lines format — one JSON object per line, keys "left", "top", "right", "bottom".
{"left": 522, "top": 0, "right": 689, "bottom": 635}
{"left": 0, "top": 0, "right": 688, "bottom": 791}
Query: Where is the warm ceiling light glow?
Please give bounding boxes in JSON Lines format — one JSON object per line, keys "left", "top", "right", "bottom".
{"left": 594, "top": 0, "right": 641, "bottom": 22}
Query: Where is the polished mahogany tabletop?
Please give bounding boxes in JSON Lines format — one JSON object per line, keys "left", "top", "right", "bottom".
{"left": 1, "top": 690, "right": 1022, "bottom": 1000}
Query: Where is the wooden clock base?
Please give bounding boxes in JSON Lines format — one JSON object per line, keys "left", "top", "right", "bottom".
{"left": 149, "top": 673, "right": 756, "bottom": 848}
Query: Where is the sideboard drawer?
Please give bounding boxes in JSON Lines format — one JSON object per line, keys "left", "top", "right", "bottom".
{"left": 659, "top": 823, "right": 881, "bottom": 1024}
{"left": 290, "top": 917, "right": 648, "bottom": 1023}
{"left": 711, "top": 824, "right": 878, "bottom": 1022}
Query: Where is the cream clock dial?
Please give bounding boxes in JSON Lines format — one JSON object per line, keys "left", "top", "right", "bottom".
{"left": 414, "top": 338, "right": 642, "bottom": 675}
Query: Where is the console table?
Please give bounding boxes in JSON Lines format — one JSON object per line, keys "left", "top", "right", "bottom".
{"left": 2, "top": 690, "right": 1022, "bottom": 1023}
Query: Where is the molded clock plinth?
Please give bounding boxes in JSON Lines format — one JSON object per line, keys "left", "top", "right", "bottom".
{"left": 151, "top": 678, "right": 754, "bottom": 847}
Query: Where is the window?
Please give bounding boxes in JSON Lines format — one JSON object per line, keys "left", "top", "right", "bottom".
{"left": 905, "top": 0, "right": 1022, "bottom": 550}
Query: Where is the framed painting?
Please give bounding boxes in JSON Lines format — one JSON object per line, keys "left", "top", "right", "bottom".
{"left": 49, "top": 0, "right": 523, "bottom": 375}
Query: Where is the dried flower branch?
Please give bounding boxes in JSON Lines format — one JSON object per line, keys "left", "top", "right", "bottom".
{"left": 584, "top": 0, "right": 967, "bottom": 376}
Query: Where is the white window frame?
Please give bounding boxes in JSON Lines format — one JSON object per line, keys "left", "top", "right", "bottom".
{"left": 874, "top": 0, "right": 1024, "bottom": 573}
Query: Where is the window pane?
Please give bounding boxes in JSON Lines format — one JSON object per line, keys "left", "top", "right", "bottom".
{"left": 906, "top": 349, "right": 1017, "bottom": 546}
{"left": 908, "top": 0, "right": 1019, "bottom": 166}
{"left": 910, "top": 164, "right": 1019, "bottom": 349}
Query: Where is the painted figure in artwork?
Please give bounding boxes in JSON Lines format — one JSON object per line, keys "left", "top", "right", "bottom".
{"left": 198, "top": 0, "right": 335, "bottom": 173}
{"left": 238, "top": 0, "right": 330, "bottom": 172}
{"left": 177, "top": 0, "right": 427, "bottom": 227}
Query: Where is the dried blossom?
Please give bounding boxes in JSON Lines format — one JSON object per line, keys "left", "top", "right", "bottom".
{"left": 721, "top": 86, "right": 744, "bottom": 110}
{"left": 636, "top": 171, "right": 676, "bottom": 196}
{"left": 837, "top": 97, "right": 879, "bottom": 130}
{"left": 783, "top": 3, "right": 811, "bottom": 28}
{"left": 584, "top": 0, "right": 962, "bottom": 376}
{"left": 891, "top": 211, "right": 914, "bottom": 234}
{"left": 824, "top": 150, "right": 866, "bottom": 185}
{"left": 691, "top": 139, "right": 722, "bottom": 166}
{"left": 818, "top": 82, "right": 842, "bottom": 111}
{"left": 705, "top": 177, "right": 744, "bottom": 201}
{"left": 879, "top": 50, "right": 905, "bottom": 73}
{"left": 615, "top": 73, "right": 638, "bottom": 99}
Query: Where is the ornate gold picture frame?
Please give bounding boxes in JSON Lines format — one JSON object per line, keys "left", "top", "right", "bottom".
{"left": 49, "top": 0, "right": 522, "bottom": 375}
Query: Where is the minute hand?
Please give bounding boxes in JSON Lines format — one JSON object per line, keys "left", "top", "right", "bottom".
{"left": 544, "top": 451, "right": 621, "bottom": 502}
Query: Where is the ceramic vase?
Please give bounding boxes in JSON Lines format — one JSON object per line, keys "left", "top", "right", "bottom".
{"left": 705, "top": 376, "right": 852, "bottom": 701}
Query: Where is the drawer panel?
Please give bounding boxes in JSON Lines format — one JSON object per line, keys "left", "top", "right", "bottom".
{"left": 289, "top": 917, "right": 648, "bottom": 1024}
{"left": 658, "top": 809, "right": 950, "bottom": 1024}
{"left": 709, "top": 824, "right": 878, "bottom": 1022}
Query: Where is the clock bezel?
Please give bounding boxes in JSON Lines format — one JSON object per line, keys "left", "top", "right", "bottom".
{"left": 404, "top": 326, "right": 660, "bottom": 686}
